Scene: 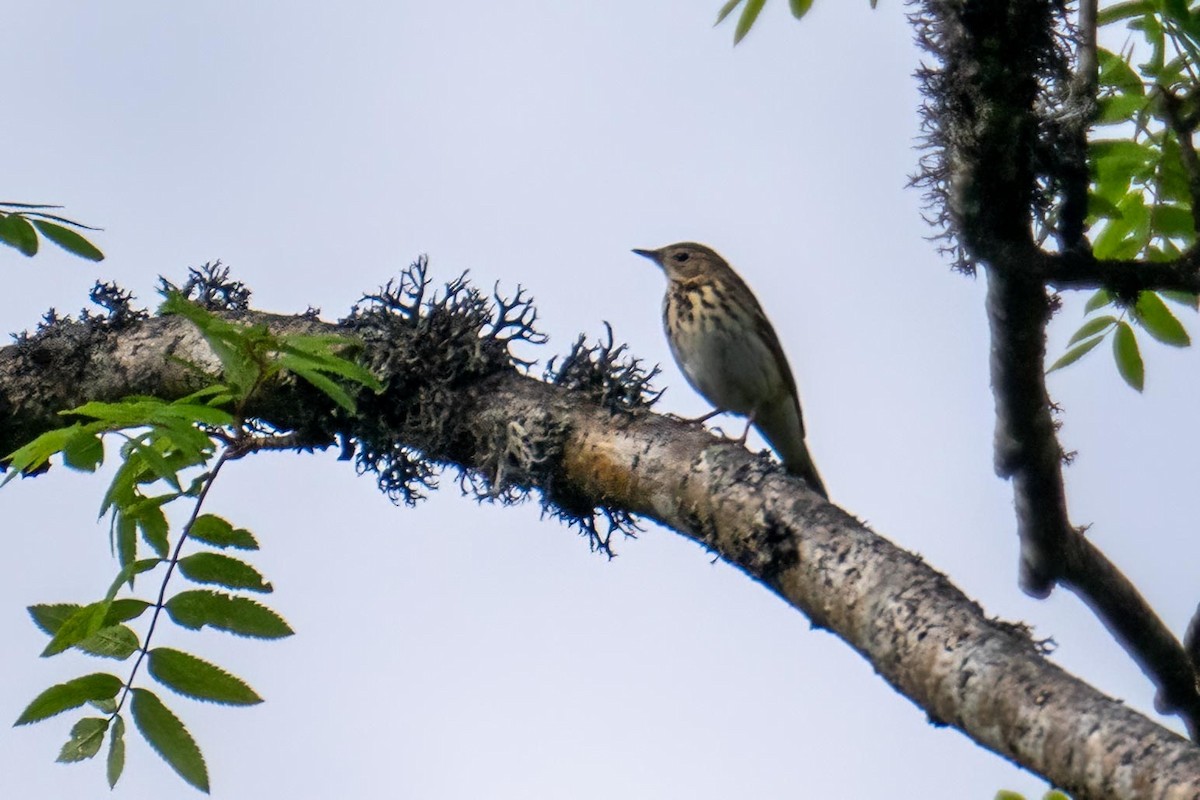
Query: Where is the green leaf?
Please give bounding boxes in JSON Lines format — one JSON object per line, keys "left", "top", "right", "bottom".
{"left": 159, "top": 293, "right": 260, "bottom": 397}
{"left": 2, "top": 423, "right": 86, "bottom": 485}
{"left": 106, "top": 559, "right": 162, "bottom": 602}
{"left": 177, "top": 552, "right": 272, "bottom": 592}
{"left": 28, "top": 599, "right": 149, "bottom": 637}
{"left": 134, "top": 504, "right": 170, "bottom": 559}
{"left": 116, "top": 511, "right": 137, "bottom": 570}
{"left": 1134, "top": 291, "right": 1191, "bottom": 346}
{"left": 124, "top": 434, "right": 182, "bottom": 491}
{"left": 1113, "top": 321, "right": 1145, "bottom": 391}
{"left": 189, "top": 514, "right": 259, "bottom": 550}
{"left": 1095, "top": 93, "right": 1149, "bottom": 125}
{"left": 62, "top": 429, "right": 104, "bottom": 472}
{"left": 130, "top": 688, "right": 210, "bottom": 793}
{"left": 1084, "top": 289, "right": 1114, "bottom": 313}
{"left": 1161, "top": 289, "right": 1200, "bottom": 309}
{"left": 1066, "top": 315, "right": 1117, "bottom": 346}
{"left": 165, "top": 590, "right": 293, "bottom": 639}
{"left": 147, "top": 648, "right": 263, "bottom": 705}
{"left": 788, "top": 0, "right": 813, "bottom": 19}
{"left": 107, "top": 715, "right": 126, "bottom": 788}
{"left": 277, "top": 335, "right": 381, "bottom": 389}
{"left": 41, "top": 602, "right": 109, "bottom": 657}
{"left": 278, "top": 355, "right": 358, "bottom": 412}
{"left": 57, "top": 717, "right": 109, "bottom": 763}
{"left": 1097, "top": 1, "right": 1153, "bottom": 27}
{"left": 77, "top": 625, "right": 140, "bottom": 660}
{"left": 14, "top": 673, "right": 122, "bottom": 725}
{"left": 90, "top": 696, "right": 118, "bottom": 714}
{"left": 30, "top": 219, "right": 104, "bottom": 261}
{"left": 734, "top": 0, "right": 767, "bottom": 43}
{"left": 1149, "top": 203, "right": 1195, "bottom": 239}
{"left": 715, "top": 0, "right": 744, "bottom": 25}
{"left": 0, "top": 213, "right": 39, "bottom": 256}
{"left": 1047, "top": 335, "right": 1105, "bottom": 373}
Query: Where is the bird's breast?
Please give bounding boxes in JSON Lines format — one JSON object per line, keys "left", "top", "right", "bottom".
{"left": 664, "top": 284, "right": 783, "bottom": 415}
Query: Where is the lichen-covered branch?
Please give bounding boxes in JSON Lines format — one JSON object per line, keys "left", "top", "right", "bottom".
{"left": 1, "top": 297, "right": 1199, "bottom": 796}
{"left": 913, "top": 0, "right": 1200, "bottom": 741}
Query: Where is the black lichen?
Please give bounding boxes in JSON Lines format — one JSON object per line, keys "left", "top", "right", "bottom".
{"left": 544, "top": 322, "right": 661, "bottom": 412}
{"left": 159, "top": 261, "right": 251, "bottom": 311}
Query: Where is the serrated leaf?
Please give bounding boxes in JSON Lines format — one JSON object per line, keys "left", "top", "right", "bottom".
{"left": 189, "top": 514, "right": 259, "bottom": 550}
{"left": 177, "top": 553, "right": 272, "bottom": 593}
{"left": 14, "top": 673, "right": 122, "bottom": 725}
{"left": 28, "top": 598, "right": 150, "bottom": 638}
{"left": 130, "top": 688, "right": 209, "bottom": 793}
{"left": 148, "top": 648, "right": 263, "bottom": 705}
{"left": 277, "top": 355, "right": 357, "bottom": 412}
{"left": 108, "top": 715, "right": 126, "bottom": 788}
{"left": 1067, "top": 315, "right": 1117, "bottom": 346}
{"left": 1134, "top": 291, "right": 1191, "bottom": 346}
{"left": 0, "top": 213, "right": 39, "bottom": 256}
{"left": 788, "top": 0, "right": 813, "bottom": 19}
{"left": 1113, "top": 321, "right": 1145, "bottom": 391}
{"left": 41, "top": 602, "right": 109, "bottom": 657}
{"left": 62, "top": 429, "right": 104, "bottom": 472}
{"left": 116, "top": 512, "right": 137, "bottom": 570}
{"left": 124, "top": 435, "right": 181, "bottom": 491}
{"left": 734, "top": 0, "right": 767, "bottom": 43}
{"left": 715, "top": 0, "right": 744, "bottom": 25}
{"left": 1085, "top": 289, "right": 1114, "bottom": 313}
{"left": 277, "top": 335, "right": 381, "bottom": 390}
{"left": 134, "top": 504, "right": 170, "bottom": 559}
{"left": 1047, "top": 335, "right": 1106, "bottom": 373}
{"left": 77, "top": 624, "right": 140, "bottom": 660}
{"left": 57, "top": 717, "right": 109, "bottom": 762}
{"left": 30, "top": 219, "right": 104, "bottom": 261}
{"left": 165, "top": 590, "right": 293, "bottom": 639}
{"left": 2, "top": 423, "right": 85, "bottom": 485}
{"left": 106, "top": 559, "right": 162, "bottom": 602}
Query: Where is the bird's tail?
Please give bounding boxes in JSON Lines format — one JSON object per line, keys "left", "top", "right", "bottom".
{"left": 755, "top": 396, "right": 828, "bottom": 499}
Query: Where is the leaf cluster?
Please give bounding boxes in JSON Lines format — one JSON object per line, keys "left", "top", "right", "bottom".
{"left": 1049, "top": 1, "right": 1200, "bottom": 388}
{"left": 5, "top": 291, "right": 379, "bottom": 792}
{"left": 0, "top": 202, "right": 104, "bottom": 262}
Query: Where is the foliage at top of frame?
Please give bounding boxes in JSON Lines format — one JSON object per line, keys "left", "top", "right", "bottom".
{"left": 0, "top": 202, "right": 104, "bottom": 262}
{"left": 1046, "top": 1, "right": 1200, "bottom": 390}
{"left": 714, "top": 0, "right": 878, "bottom": 45}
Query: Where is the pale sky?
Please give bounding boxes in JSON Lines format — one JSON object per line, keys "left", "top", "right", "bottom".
{"left": 3, "top": 2, "right": 1198, "bottom": 798}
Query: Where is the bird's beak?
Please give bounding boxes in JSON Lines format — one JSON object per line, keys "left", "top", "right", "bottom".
{"left": 632, "top": 248, "right": 661, "bottom": 265}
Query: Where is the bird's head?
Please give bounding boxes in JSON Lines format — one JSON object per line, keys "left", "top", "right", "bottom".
{"left": 632, "top": 242, "right": 725, "bottom": 282}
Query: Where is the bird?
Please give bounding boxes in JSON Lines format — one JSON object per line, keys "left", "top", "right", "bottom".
{"left": 633, "top": 242, "right": 827, "bottom": 499}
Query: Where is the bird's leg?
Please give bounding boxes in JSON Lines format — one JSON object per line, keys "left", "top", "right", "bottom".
{"left": 666, "top": 408, "right": 725, "bottom": 425}
{"left": 735, "top": 411, "right": 756, "bottom": 445}
{"left": 687, "top": 408, "right": 725, "bottom": 425}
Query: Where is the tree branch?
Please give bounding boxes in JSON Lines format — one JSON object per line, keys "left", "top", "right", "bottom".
{"left": 2, "top": 307, "right": 1200, "bottom": 796}
{"left": 1041, "top": 249, "right": 1200, "bottom": 295}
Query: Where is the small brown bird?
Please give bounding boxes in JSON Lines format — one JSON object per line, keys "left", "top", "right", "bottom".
{"left": 633, "top": 242, "right": 827, "bottom": 498}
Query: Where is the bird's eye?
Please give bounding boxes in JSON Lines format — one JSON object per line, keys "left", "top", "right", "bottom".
{"left": 673, "top": 252, "right": 690, "bottom": 263}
